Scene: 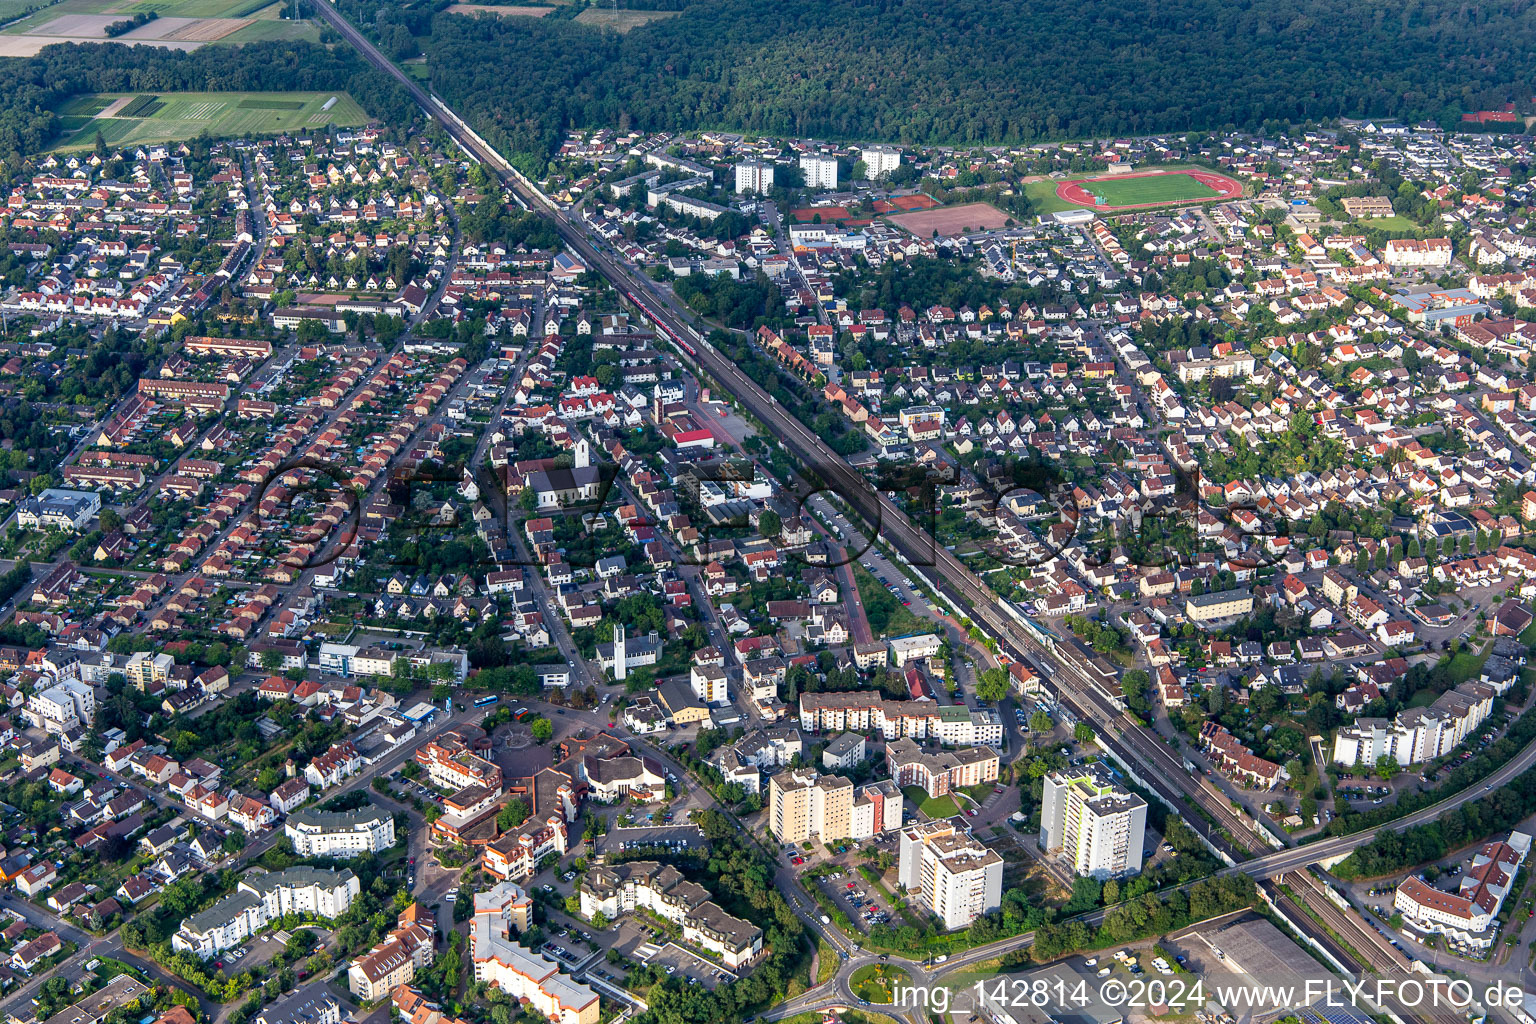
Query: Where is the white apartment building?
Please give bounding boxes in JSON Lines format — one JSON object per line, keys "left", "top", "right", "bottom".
{"left": 800, "top": 692, "right": 1002, "bottom": 747}
{"left": 1333, "top": 679, "right": 1498, "bottom": 767}
{"left": 1383, "top": 238, "right": 1453, "bottom": 267}
{"left": 690, "top": 664, "right": 729, "bottom": 705}
{"left": 801, "top": 154, "right": 838, "bottom": 190}
{"left": 173, "top": 867, "right": 359, "bottom": 958}
{"left": 285, "top": 804, "right": 397, "bottom": 857}
{"left": 734, "top": 160, "right": 775, "bottom": 195}
{"left": 898, "top": 819, "right": 1003, "bottom": 930}
{"left": 579, "top": 860, "right": 762, "bottom": 969}
{"left": 861, "top": 145, "right": 902, "bottom": 179}
{"left": 1394, "top": 832, "right": 1530, "bottom": 952}
{"left": 24, "top": 678, "right": 95, "bottom": 733}
{"left": 1040, "top": 766, "right": 1147, "bottom": 879}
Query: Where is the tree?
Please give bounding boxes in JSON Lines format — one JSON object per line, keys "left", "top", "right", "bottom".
{"left": 530, "top": 717, "right": 553, "bottom": 743}
{"left": 498, "top": 797, "right": 532, "bottom": 830}
{"left": 1375, "top": 754, "right": 1400, "bottom": 780}
{"left": 1073, "top": 722, "right": 1094, "bottom": 743}
{"left": 757, "top": 509, "right": 781, "bottom": 541}
{"left": 974, "top": 667, "right": 1009, "bottom": 702}
{"left": 1120, "top": 669, "right": 1152, "bottom": 717}
{"left": 1028, "top": 709, "right": 1053, "bottom": 734}
{"left": 260, "top": 648, "right": 282, "bottom": 674}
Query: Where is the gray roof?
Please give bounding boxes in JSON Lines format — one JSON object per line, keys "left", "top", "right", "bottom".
{"left": 286, "top": 804, "right": 390, "bottom": 832}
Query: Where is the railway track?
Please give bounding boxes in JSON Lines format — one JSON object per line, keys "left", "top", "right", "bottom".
{"left": 1281, "top": 871, "right": 1409, "bottom": 975}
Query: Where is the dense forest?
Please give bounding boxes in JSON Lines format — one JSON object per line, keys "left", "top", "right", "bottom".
{"left": 378, "top": 0, "right": 1536, "bottom": 172}
{"left": 0, "top": 40, "right": 415, "bottom": 168}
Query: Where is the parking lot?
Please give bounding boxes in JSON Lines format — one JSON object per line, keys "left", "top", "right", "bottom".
{"left": 597, "top": 823, "right": 708, "bottom": 855}
{"left": 637, "top": 940, "right": 736, "bottom": 990}
{"left": 212, "top": 926, "right": 332, "bottom": 976}
{"left": 603, "top": 918, "right": 734, "bottom": 989}
{"left": 815, "top": 869, "right": 892, "bottom": 930}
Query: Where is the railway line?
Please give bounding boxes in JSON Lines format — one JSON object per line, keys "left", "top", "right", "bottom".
{"left": 1281, "top": 871, "right": 1409, "bottom": 975}
{"left": 313, "top": 0, "right": 1536, "bottom": 896}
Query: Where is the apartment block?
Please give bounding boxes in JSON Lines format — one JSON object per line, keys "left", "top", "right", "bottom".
{"left": 471, "top": 882, "right": 597, "bottom": 1024}
{"left": 801, "top": 154, "right": 838, "bottom": 190}
{"left": 885, "top": 737, "right": 999, "bottom": 798}
{"left": 1040, "top": 766, "right": 1147, "bottom": 879}
{"left": 897, "top": 819, "right": 1003, "bottom": 930}
{"left": 768, "top": 768, "right": 900, "bottom": 844}
{"left": 285, "top": 804, "right": 396, "bottom": 858}
{"left": 172, "top": 867, "right": 359, "bottom": 958}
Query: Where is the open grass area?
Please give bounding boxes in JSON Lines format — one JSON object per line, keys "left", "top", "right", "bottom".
{"left": 1357, "top": 214, "right": 1419, "bottom": 231}
{"left": 853, "top": 564, "right": 929, "bottom": 637}
{"left": 1023, "top": 177, "right": 1079, "bottom": 214}
{"left": 816, "top": 939, "right": 840, "bottom": 985}
{"left": 1442, "top": 643, "right": 1490, "bottom": 685}
{"left": 0, "top": 0, "right": 49, "bottom": 23}
{"left": 52, "top": 90, "right": 368, "bottom": 149}
{"left": 849, "top": 963, "right": 911, "bottom": 1004}
{"left": 902, "top": 785, "right": 959, "bottom": 820}
{"left": 219, "top": 5, "right": 321, "bottom": 43}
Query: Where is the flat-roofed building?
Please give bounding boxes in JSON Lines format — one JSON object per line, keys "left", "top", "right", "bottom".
{"left": 1040, "top": 766, "right": 1147, "bottom": 879}
{"left": 897, "top": 819, "right": 1003, "bottom": 930}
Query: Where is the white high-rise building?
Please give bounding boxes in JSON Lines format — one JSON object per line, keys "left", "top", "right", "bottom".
{"left": 801, "top": 154, "right": 838, "bottom": 191}
{"left": 735, "top": 160, "right": 775, "bottom": 194}
{"left": 861, "top": 145, "right": 902, "bottom": 179}
{"left": 897, "top": 819, "right": 1003, "bottom": 930}
{"left": 1040, "top": 766, "right": 1147, "bottom": 879}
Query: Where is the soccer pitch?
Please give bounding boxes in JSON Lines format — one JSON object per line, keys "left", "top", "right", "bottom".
{"left": 53, "top": 91, "right": 369, "bottom": 150}
{"left": 1082, "top": 172, "right": 1222, "bottom": 206}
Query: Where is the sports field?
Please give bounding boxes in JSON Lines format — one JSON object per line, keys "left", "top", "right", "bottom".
{"left": 886, "top": 200, "right": 1012, "bottom": 237}
{"left": 1024, "top": 166, "right": 1243, "bottom": 214}
{"left": 1054, "top": 169, "right": 1242, "bottom": 211}
{"left": 52, "top": 91, "right": 369, "bottom": 150}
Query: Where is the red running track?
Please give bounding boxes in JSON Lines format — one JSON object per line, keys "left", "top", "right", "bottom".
{"left": 1055, "top": 169, "right": 1242, "bottom": 211}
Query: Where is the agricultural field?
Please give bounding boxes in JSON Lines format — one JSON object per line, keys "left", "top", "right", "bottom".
{"left": 52, "top": 90, "right": 369, "bottom": 150}
{"left": 0, "top": 0, "right": 318, "bottom": 53}
{"left": 572, "top": 6, "right": 677, "bottom": 31}
{"left": 445, "top": 3, "right": 553, "bottom": 15}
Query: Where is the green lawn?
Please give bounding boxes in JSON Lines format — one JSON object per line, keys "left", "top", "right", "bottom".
{"left": 52, "top": 90, "right": 369, "bottom": 150}
{"left": 849, "top": 963, "right": 911, "bottom": 1003}
{"left": 1442, "top": 643, "right": 1490, "bottom": 685}
{"left": 903, "top": 785, "right": 959, "bottom": 819}
{"left": 1357, "top": 214, "right": 1418, "bottom": 232}
{"left": 1023, "top": 177, "right": 1078, "bottom": 214}
{"left": 1073, "top": 171, "right": 1222, "bottom": 207}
